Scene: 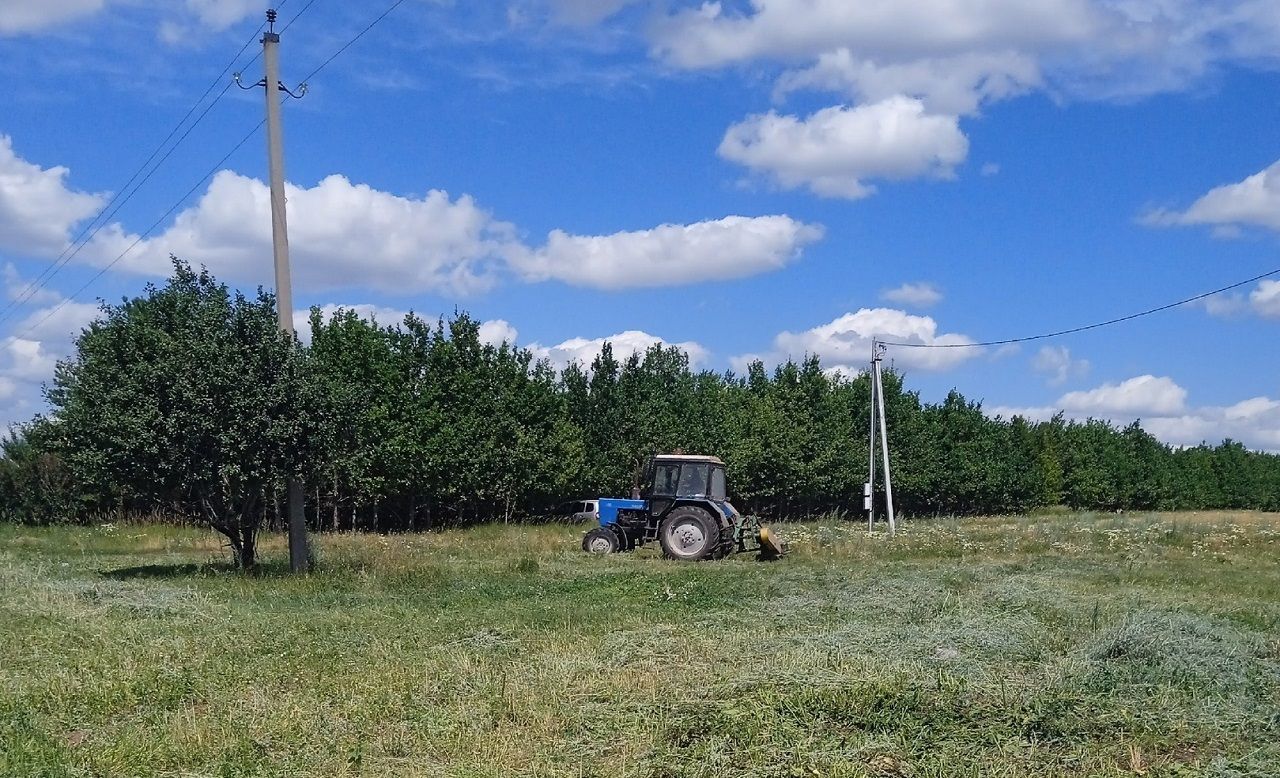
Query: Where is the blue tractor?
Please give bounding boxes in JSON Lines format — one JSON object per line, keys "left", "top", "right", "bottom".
{"left": 580, "top": 454, "right": 785, "bottom": 561}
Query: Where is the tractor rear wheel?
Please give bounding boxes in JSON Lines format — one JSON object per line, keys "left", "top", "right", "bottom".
{"left": 582, "top": 527, "right": 620, "bottom": 554}
{"left": 659, "top": 506, "right": 720, "bottom": 561}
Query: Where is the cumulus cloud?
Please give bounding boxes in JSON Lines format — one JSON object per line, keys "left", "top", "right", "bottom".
{"left": 478, "top": 318, "right": 521, "bottom": 347}
{"left": 992, "top": 376, "right": 1280, "bottom": 451}
{"left": 3, "top": 263, "right": 61, "bottom": 305}
{"left": 79, "top": 170, "right": 821, "bottom": 295}
{"left": 87, "top": 171, "right": 519, "bottom": 296}
{"left": 1058, "top": 375, "right": 1187, "bottom": 416}
{"left": 1253, "top": 280, "right": 1280, "bottom": 317}
{"left": 651, "top": 0, "right": 1098, "bottom": 70}
{"left": 181, "top": 0, "right": 258, "bottom": 31}
{"left": 718, "top": 98, "right": 969, "bottom": 199}
{"left": 1144, "top": 160, "right": 1280, "bottom": 233}
{"left": 0, "top": 0, "right": 105, "bottom": 34}
{"left": 511, "top": 215, "right": 823, "bottom": 290}
{"left": 0, "top": 296, "right": 101, "bottom": 428}
{"left": 652, "top": 0, "right": 1280, "bottom": 104}
{"left": 737, "top": 307, "right": 979, "bottom": 374}
{"left": 773, "top": 49, "right": 1041, "bottom": 116}
{"left": 1196, "top": 280, "right": 1280, "bottom": 320}
{"left": 12, "top": 298, "right": 100, "bottom": 345}
{"left": 880, "top": 281, "right": 942, "bottom": 308}
{"left": 526, "top": 329, "right": 710, "bottom": 371}
{"left": 1032, "top": 345, "right": 1090, "bottom": 386}
{"left": 0, "top": 135, "right": 103, "bottom": 256}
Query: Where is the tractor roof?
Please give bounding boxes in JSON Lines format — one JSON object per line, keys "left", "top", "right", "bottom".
{"left": 653, "top": 454, "right": 725, "bottom": 465}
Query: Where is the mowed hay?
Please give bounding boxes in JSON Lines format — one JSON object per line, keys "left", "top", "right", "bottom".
{"left": 1, "top": 512, "right": 1279, "bottom": 777}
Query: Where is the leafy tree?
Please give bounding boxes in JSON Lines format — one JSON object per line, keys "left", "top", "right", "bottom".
{"left": 46, "top": 260, "right": 310, "bottom": 566}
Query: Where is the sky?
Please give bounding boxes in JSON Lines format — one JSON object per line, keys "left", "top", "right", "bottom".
{"left": 0, "top": 0, "right": 1278, "bottom": 450}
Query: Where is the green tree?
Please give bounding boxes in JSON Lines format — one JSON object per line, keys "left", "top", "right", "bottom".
{"left": 46, "top": 260, "right": 310, "bottom": 566}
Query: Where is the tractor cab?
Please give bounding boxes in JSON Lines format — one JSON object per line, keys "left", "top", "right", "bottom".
{"left": 643, "top": 454, "right": 730, "bottom": 518}
{"left": 581, "top": 454, "right": 784, "bottom": 561}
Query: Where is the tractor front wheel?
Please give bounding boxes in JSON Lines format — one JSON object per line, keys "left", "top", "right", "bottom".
{"left": 582, "top": 527, "right": 621, "bottom": 554}
{"left": 659, "top": 507, "right": 720, "bottom": 562}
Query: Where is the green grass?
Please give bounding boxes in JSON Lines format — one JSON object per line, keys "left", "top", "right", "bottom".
{"left": 2, "top": 512, "right": 1279, "bottom": 777}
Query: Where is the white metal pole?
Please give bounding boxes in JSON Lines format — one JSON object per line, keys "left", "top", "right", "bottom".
{"left": 874, "top": 353, "right": 896, "bottom": 536}
{"left": 261, "top": 13, "right": 309, "bottom": 571}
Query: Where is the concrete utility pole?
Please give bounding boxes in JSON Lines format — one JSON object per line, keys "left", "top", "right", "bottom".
{"left": 238, "top": 9, "right": 310, "bottom": 571}
{"left": 872, "top": 340, "right": 896, "bottom": 537}
{"left": 867, "top": 341, "right": 877, "bottom": 532}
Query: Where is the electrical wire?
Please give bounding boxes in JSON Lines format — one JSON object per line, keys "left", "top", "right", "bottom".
{"left": 281, "top": 0, "right": 321, "bottom": 34}
{"left": 0, "top": 21, "right": 266, "bottom": 326}
{"left": 880, "top": 266, "right": 1280, "bottom": 349}
{"left": 300, "top": 0, "right": 410, "bottom": 84}
{"left": 9, "top": 0, "right": 410, "bottom": 336}
{"left": 13, "top": 121, "right": 265, "bottom": 341}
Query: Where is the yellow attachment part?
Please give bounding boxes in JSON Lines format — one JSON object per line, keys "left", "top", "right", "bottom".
{"left": 758, "top": 526, "right": 785, "bottom": 558}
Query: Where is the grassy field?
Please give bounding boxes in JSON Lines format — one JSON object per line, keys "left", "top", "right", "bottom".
{"left": 2, "top": 513, "right": 1279, "bottom": 777}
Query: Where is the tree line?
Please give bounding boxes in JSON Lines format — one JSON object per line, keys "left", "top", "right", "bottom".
{"left": 2, "top": 262, "right": 1278, "bottom": 564}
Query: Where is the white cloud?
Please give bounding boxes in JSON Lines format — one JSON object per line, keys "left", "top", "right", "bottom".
{"left": 87, "top": 171, "right": 520, "bottom": 296}
{"left": 0, "top": 294, "right": 100, "bottom": 429}
{"left": 651, "top": 0, "right": 1098, "bottom": 71}
{"left": 1250, "top": 280, "right": 1280, "bottom": 318}
{"left": 1144, "top": 160, "right": 1280, "bottom": 233}
{"left": 13, "top": 298, "right": 100, "bottom": 345}
{"left": 880, "top": 281, "right": 942, "bottom": 308}
{"left": 993, "top": 379, "right": 1280, "bottom": 452}
{"left": 512, "top": 214, "right": 823, "bottom": 289}
{"left": 651, "top": 1, "right": 1280, "bottom": 104}
{"left": 980, "top": 162, "right": 1001, "bottom": 177}
{"left": 1032, "top": 345, "right": 1090, "bottom": 386}
{"left": 739, "top": 307, "right": 979, "bottom": 374}
{"left": 1, "top": 337, "right": 58, "bottom": 382}
{"left": 82, "top": 171, "right": 819, "bottom": 295}
{"left": 0, "top": 0, "right": 104, "bottom": 34}
{"left": 528, "top": 329, "right": 709, "bottom": 371}
{"left": 478, "top": 319, "right": 520, "bottom": 347}
{"left": 773, "top": 49, "right": 1041, "bottom": 116}
{"left": 718, "top": 98, "right": 969, "bottom": 199}
{"left": 0, "top": 135, "right": 103, "bottom": 256}
{"left": 1194, "top": 281, "right": 1280, "bottom": 320}
{"left": 1058, "top": 374, "right": 1187, "bottom": 416}
{"left": 181, "top": 0, "right": 258, "bottom": 31}
{"left": 3, "top": 263, "right": 61, "bottom": 305}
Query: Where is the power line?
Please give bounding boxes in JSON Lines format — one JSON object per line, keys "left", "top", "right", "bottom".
{"left": 14, "top": 121, "right": 264, "bottom": 341}
{"left": 0, "top": 21, "right": 266, "bottom": 326}
{"left": 301, "top": 0, "right": 410, "bottom": 84}
{"left": 281, "top": 0, "right": 322, "bottom": 34}
{"left": 881, "top": 266, "right": 1280, "bottom": 349}
{"left": 9, "top": 0, "right": 410, "bottom": 336}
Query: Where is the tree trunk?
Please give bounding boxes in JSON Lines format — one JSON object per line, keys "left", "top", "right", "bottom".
{"left": 238, "top": 525, "right": 257, "bottom": 568}
{"left": 332, "top": 471, "right": 340, "bottom": 531}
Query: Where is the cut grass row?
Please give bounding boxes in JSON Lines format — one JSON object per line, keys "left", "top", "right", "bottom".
{"left": 2, "top": 512, "right": 1278, "bottom": 777}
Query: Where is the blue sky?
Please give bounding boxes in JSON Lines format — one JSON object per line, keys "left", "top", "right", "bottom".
{"left": 1, "top": 0, "right": 1278, "bottom": 449}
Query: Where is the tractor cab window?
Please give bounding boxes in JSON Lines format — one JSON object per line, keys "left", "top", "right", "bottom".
{"left": 653, "top": 464, "right": 681, "bottom": 497}
{"left": 710, "top": 467, "right": 726, "bottom": 501}
{"left": 678, "top": 463, "right": 710, "bottom": 497}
